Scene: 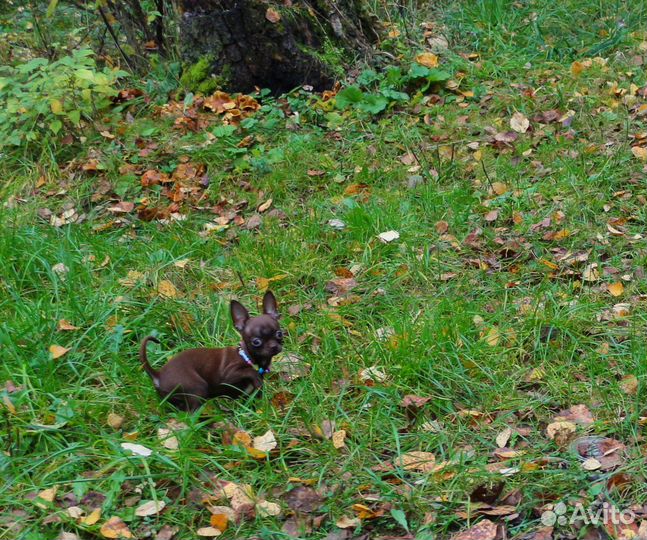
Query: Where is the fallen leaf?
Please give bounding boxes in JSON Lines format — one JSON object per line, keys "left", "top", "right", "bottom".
{"left": 336, "top": 515, "right": 361, "bottom": 529}
{"left": 36, "top": 486, "right": 58, "bottom": 508}
{"left": 416, "top": 52, "right": 439, "bottom": 68}
{"left": 435, "top": 220, "right": 449, "bottom": 233}
{"left": 209, "top": 513, "right": 228, "bottom": 532}
{"left": 332, "top": 430, "right": 346, "bottom": 449}
{"left": 608, "top": 281, "right": 624, "bottom": 297}
{"left": 158, "top": 428, "right": 179, "bottom": 450}
{"left": 395, "top": 451, "right": 436, "bottom": 472}
{"left": 546, "top": 421, "right": 576, "bottom": 442}
{"left": 258, "top": 199, "right": 273, "bottom": 213}
{"left": 58, "top": 319, "right": 79, "bottom": 331}
{"left": 496, "top": 427, "right": 512, "bottom": 448}
{"left": 119, "top": 270, "right": 145, "bottom": 287}
{"left": 620, "top": 374, "right": 638, "bottom": 395}
{"left": 554, "top": 404, "right": 594, "bottom": 425}
{"left": 484, "top": 209, "right": 499, "bottom": 222}
{"left": 157, "top": 280, "right": 179, "bottom": 299}
{"left": 135, "top": 500, "right": 166, "bottom": 517}
{"left": 120, "top": 442, "right": 152, "bottom": 457}
{"left": 631, "top": 146, "right": 647, "bottom": 161}
{"left": 582, "top": 457, "right": 602, "bottom": 471}
{"left": 253, "top": 430, "right": 277, "bottom": 453}
{"left": 49, "top": 345, "right": 70, "bottom": 359}
{"left": 451, "top": 519, "right": 498, "bottom": 540}
{"left": 100, "top": 516, "right": 133, "bottom": 539}
{"left": 359, "top": 365, "right": 386, "bottom": 383}
{"left": 286, "top": 486, "right": 322, "bottom": 513}
{"left": 491, "top": 182, "right": 508, "bottom": 195}
{"left": 81, "top": 507, "right": 101, "bottom": 525}
{"left": 328, "top": 219, "right": 346, "bottom": 230}
{"left": 582, "top": 263, "right": 600, "bottom": 282}
{"left": 107, "top": 413, "right": 124, "bottom": 429}
{"left": 377, "top": 230, "right": 400, "bottom": 243}
{"left": 196, "top": 527, "right": 222, "bottom": 537}
{"left": 256, "top": 500, "right": 282, "bottom": 517}
{"left": 510, "top": 111, "right": 530, "bottom": 133}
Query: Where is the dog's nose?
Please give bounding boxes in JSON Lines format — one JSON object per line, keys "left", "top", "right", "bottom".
{"left": 271, "top": 344, "right": 282, "bottom": 354}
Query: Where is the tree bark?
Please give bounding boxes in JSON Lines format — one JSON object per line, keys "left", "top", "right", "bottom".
{"left": 178, "top": 0, "right": 377, "bottom": 93}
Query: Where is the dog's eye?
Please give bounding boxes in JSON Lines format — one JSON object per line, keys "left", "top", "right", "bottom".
{"left": 251, "top": 338, "right": 263, "bottom": 347}
{"left": 276, "top": 330, "right": 283, "bottom": 340}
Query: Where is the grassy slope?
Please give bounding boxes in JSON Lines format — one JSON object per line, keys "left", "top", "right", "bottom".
{"left": 2, "top": 0, "right": 647, "bottom": 538}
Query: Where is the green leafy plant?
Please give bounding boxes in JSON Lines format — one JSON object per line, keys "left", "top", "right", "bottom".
{"left": 333, "top": 61, "right": 451, "bottom": 115}
{"left": 0, "top": 49, "right": 127, "bottom": 151}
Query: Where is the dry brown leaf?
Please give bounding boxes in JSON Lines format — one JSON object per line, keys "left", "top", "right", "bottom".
{"left": 258, "top": 198, "right": 273, "bottom": 213}
{"left": 491, "top": 182, "right": 508, "bottom": 195}
{"left": 253, "top": 430, "right": 277, "bottom": 453}
{"left": 631, "top": 146, "right": 647, "bottom": 161}
{"left": 196, "top": 527, "right": 222, "bottom": 537}
{"left": 546, "top": 420, "right": 576, "bottom": 441}
{"left": 620, "top": 374, "right": 638, "bottom": 395}
{"left": 58, "top": 319, "right": 79, "bottom": 331}
{"left": 100, "top": 516, "right": 133, "bottom": 539}
{"left": 135, "top": 500, "right": 165, "bottom": 517}
{"left": 510, "top": 112, "right": 530, "bottom": 133}
{"left": 256, "top": 500, "right": 282, "bottom": 517}
{"left": 332, "top": 429, "right": 347, "bottom": 449}
{"left": 157, "top": 280, "right": 179, "bottom": 299}
{"left": 495, "top": 427, "right": 512, "bottom": 448}
{"left": 452, "top": 519, "right": 498, "bottom": 540}
{"left": 554, "top": 404, "right": 594, "bottom": 425}
{"left": 49, "top": 345, "right": 70, "bottom": 359}
{"left": 336, "top": 515, "right": 361, "bottom": 529}
{"left": 107, "top": 413, "right": 124, "bottom": 430}
{"left": 395, "top": 451, "right": 436, "bottom": 472}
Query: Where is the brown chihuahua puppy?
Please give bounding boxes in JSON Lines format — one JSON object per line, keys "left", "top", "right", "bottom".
{"left": 140, "top": 291, "right": 283, "bottom": 411}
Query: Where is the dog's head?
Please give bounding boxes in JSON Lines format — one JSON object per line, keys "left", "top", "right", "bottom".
{"left": 230, "top": 291, "right": 283, "bottom": 369}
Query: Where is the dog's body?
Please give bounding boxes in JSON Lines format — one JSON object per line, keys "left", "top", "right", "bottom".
{"left": 140, "top": 291, "right": 282, "bottom": 411}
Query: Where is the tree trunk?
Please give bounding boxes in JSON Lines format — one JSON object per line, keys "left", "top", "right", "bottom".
{"left": 178, "top": 0, "right": 378, "bottom": 94}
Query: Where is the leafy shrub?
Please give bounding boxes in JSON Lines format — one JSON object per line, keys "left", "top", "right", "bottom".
{"left": 0, "top": 49, "right": 127, "bottom": 151}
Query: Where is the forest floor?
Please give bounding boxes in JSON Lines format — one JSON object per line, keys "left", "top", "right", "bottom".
{"left": 3, "top": 1, "right": 647, "bottom": 539}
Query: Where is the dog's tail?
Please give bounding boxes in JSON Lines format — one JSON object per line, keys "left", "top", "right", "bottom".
{"left": 140, "top": 336, "right": 161, "bottom": 387}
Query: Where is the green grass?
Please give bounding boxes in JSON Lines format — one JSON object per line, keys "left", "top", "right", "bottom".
{"left": 2, "top": 0, "right": 647, "bottom": 538}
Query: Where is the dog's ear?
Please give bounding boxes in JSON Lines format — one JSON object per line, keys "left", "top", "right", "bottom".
{"left": 230, "top": 300, "right": 250, "bottom": 331}
{"left": 262, "top": 290, "right": 280, "bottom": 320}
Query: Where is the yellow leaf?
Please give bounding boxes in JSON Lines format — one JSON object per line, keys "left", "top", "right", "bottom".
{"left": 50, "top": 99, "right": 63, "bottom": 114}
{"left": 545, "top": 420, "right": 576, "bottom": 440}
{"left": 81, "top": 507, "right": 102, "bottom": 525}
{"left": 571, "top": 61, "right": 585, "bottom": 76}
{"left": 49, "top": 344, "right": 70, "bottom": 359}
{"left": 100, "top": 517, "right": 133, "bottom": 539}
{"left": 35, "top": 486, "right": 58, "bottom": 508}
{"left": 484, "top": 326, "right": 500, "bottom": 347}
{"left": 252, "top": 430, "right": 277, "bottom": 452}
{"left": 608, "top": 281, "right": 624, "bottom": 297}
{"left": 631, "top": 146, "right": 647, "bottom": 161}
{"left": 416, "top": 52, "right": 439, "bottom": 68}
{"left": 258, "top": 198, "right": 273, "bottom": 213}
{"left": 157, "top": 279, "right": 179, "bottom": 298}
